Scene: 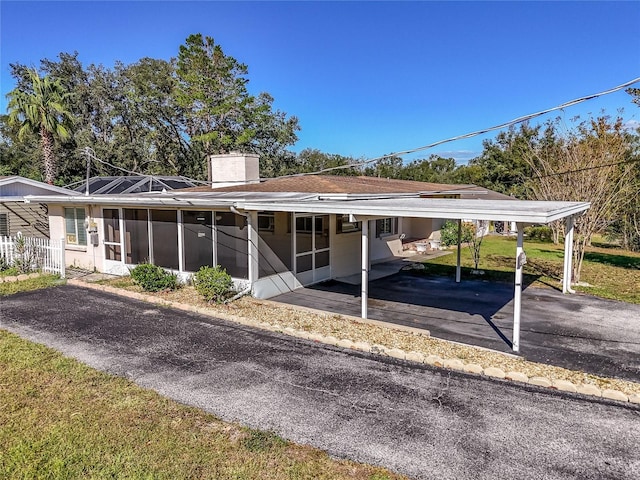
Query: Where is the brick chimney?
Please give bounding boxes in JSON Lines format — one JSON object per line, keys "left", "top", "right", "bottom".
{"left": 209, "top": 152, "right": 260, "bottom": 189}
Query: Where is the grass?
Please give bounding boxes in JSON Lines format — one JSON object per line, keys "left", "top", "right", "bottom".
{"left": 0, "top": 330, "right": 402, "bottom": 480}
{"left": 0, "top": 267, "right": 20, "bottom": 277}
{"left": 0, "top": 274, "right": 63, "bottom": 296}
{"left": 419, "top": 235, "right": 640, "bottom": 304}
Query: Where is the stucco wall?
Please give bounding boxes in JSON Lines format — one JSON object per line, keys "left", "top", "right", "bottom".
{"left": 370, "top": 218, "right": 403, "bottom": 262}
{"left": 331, "top": 218, "right": 361, "bottom": 278}
{"left": 49, "top": 204, "right": 102, "bottom": 271}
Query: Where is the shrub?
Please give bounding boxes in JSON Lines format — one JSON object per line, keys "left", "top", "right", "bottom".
{"left": 129, "top": 263, "right": 179, "bottom": 292}
{"left": 440, "top": 220, "right": 474, "bottom": 247}
{"left": 0, "top": 255, "right": 10, "bottom": 272}
{"left": 193, "top": 265, "right": 234, "bottom": 303}
{"left": 524, "top": 225, "right": 553, "bottom": 243}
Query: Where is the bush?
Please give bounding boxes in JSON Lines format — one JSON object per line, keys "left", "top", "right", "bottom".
{"left": 130, "top": 263, "right": 179, "bottom": 292}
{"left": 193, "top": 265, "right": 234, "bottom": 303}
{"left": 524, "top": 225, "right": 553, "bottom": 243}
{"left": 0, "top": 255, "right": 10, "bottom": 272}
{"left": 440, "top": 220, "right": 474, "bottom": 247}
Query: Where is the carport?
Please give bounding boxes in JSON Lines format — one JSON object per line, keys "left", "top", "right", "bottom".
{"left": 241, "top": 196, "right": 590, "bottom": 352}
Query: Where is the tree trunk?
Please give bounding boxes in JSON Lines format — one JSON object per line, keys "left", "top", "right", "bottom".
{"left": 40, "top": 128, "right": 56, "bottom": 184}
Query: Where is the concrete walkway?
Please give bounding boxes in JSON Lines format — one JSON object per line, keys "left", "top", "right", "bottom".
{"left": 272, "top": 272, "right": 640, "bottom": 383}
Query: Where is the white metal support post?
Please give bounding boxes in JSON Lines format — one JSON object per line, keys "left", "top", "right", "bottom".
{"left": 562, "top": 215, "right": 576, "bottom": 294}
{"left": 361, "top": 219, "right": 369, "bottom": 319}
{"left": 512, "top": 223, "right": 524, "bottom": 352}
{"left": 246, "top": 211, "right": 259, "bottom": 287}
{"left": 456, "top": 219, "right": 462, "bottom": 283}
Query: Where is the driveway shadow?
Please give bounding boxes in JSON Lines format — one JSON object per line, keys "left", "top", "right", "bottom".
{"left": 309, "top": 270, "right": 542, "bottom": 350}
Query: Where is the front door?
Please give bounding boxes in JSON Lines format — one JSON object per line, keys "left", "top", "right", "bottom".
{"left": 294, "top": 214, "right": 330, "bottom": 285}
{"left": 103, "top": 208, "right": 126, "bottom": 274}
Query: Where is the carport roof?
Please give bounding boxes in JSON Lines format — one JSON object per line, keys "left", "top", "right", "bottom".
{"left": 240, "top": 197, "right": 591, "bottom": 224}
{"left": 26, "top": 191, "right": 590, "bottom": 224}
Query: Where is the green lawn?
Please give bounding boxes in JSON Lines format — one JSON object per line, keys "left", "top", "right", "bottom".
{"left": 0, "top": 330, "right": 402, "bottom": 480}
{"left": 420, "top": 235, "right": 640, "bottom": 304}
{"left": 0, "top": 274, "right": 63, "bottom": 296}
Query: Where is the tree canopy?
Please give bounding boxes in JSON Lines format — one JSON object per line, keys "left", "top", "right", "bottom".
{"left": 2, "top": 34, "right": 299, "bottom": 184}
{"left": 6, "top": 68, "right": 73, "bottom": 183}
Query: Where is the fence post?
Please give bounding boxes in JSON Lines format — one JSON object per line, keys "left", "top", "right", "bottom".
{"left": 60, "top": 236, "right": 66, "bottom": 279}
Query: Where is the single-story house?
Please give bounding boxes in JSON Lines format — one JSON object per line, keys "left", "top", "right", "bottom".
{"left": 0, "top": 176, "right": 75, "bottom": 238}
{"left": 27, "top": 153, "right": 590, "bottom": 351}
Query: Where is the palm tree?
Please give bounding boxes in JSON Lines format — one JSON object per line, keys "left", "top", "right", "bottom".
{"left": 6, "top": 68, "right": 73, "bottom": 184}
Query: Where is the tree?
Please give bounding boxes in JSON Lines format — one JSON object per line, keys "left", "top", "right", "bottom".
{"left": 464, "top": 124, "right": 537, "bottom": 198}
{"left": 288, "top": 149, "right": 360, "bottom": 177}
{"left": 627, "top": 87, "right": 640, "bottom": 108}
{"left": 175, "top": 33, "right": 299, "bottom": 178}
{"left": 400, "top": 155, "right": 459, "bottom": 183}
{"left": 364, "top": 155, "right": 404, "bottom": 178}
{"left": 6, "top": 68, "right": 73, "bottom": 183}
{"left": 524, "top": 116, "right": 635, "bottom": 283}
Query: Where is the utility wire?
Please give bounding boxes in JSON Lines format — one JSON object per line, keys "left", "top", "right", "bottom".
{"left": 536, "top": 156, "right": 640, "bottom": 178}
{"left": 276, "top": 76, "right": 640, "bottom": 178}
{"left": 66, "top": 76, "right": 640, "bottom": 187}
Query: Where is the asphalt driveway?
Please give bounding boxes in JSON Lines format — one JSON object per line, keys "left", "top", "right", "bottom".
{"left": 1, "top": 285, "right": 639, "bottom": 480}
{"left": 273, "top": 272, "right": 640, "bottom": 382}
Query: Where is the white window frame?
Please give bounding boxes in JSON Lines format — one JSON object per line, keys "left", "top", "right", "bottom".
{"left": 376, "top": 217, "right": 398, "bottom": 238}
{"left": 64, "top": 207, "right": 87, "bottom": 245}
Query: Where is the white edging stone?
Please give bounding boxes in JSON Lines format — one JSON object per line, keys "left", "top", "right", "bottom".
{"left": 425, "top": 355, "right": 444, "bottom": 367}
{"left": 506, "top": 371, "right": 528, "bottom": 383}
{"left": 484, "top": 367, "right": 506, "bottom": 379}
{"left": 576, "top": 384, "right": 602, "bottom": 397}
{"left": 463, "top": 363, "right": 484, "bottom": 374}
{"left": 406, "top": 351, "right": 425, "bottom": 363}
{"left": 529, "top": 376, "right": 552, "bottom": 388}
{"left": 352, "top": 341, "right": 371, "bottom": 352}
{"left": 443, "top": 358, "right": 465, "bottom": 371}
{"left": 553, "top": 380, "right": 578, "bottom": 393}
{"left": 336, "top": 339, "right": 355, "bottom": 349}
{"left": 629, "top": 394, "right": 640, "bottom": 404}
{"left": 601, "top": 389, "right": 629, "bottom": 402}
{"left": 386, "top": 348, "right": 407, "bottom": 360}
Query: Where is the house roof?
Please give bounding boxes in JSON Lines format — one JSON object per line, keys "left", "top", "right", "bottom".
{"left": 22, "top": 173, "right": 590, "bottom": 225}
{"left": 0, "top": 175, "right": 76, "bottom": 199}
{"left": 186, "top": 175, "right": 513, "bottom": 199}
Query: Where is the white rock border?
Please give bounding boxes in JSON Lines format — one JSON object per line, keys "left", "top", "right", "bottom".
{"left": 67, "top": 279, "right": 637, "bottom": 406}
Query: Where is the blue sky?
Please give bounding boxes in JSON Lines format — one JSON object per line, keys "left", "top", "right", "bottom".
{"left": 1, "top": 1, "right": 639, "bottom": 164}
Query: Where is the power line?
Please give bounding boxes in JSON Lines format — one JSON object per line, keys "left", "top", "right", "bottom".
{"left": 66, "top": 76, "right": 640, "bottom": 187}
{"left": 275, "top": 76, "right": 640, "bottom": 179}
{"left": 535, "top": 156, "right": 640, "bottom": 179}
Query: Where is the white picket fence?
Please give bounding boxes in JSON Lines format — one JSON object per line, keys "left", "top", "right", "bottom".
{"left": 0, "top": 233, "right": 65, "bottom": 278}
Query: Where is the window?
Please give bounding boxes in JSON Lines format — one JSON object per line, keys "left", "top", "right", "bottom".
{"left": 336, "top": 214, "right": 361, "bottom": 234}
{"left": 258, "top": 213, "right": 275, "bottom": 232}
{"left": 0, "top": 213, "right": 8, "bottom": 236}
{"left": 64, "top": 208, "right": 87, "bottom": 245}
{"left": 376, "top": 217, "right": 398, "bottom": 238}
